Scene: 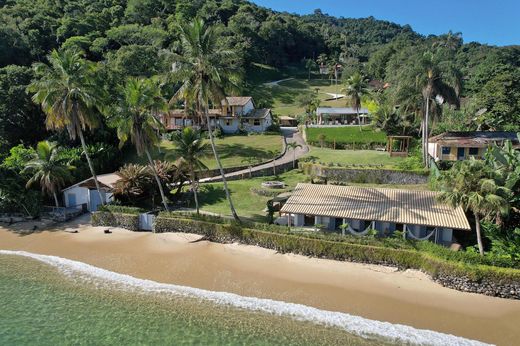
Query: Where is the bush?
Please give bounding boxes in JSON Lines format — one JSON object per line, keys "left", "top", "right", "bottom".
{"left": 98, "top": 204, "right": 145, "bottom": 215}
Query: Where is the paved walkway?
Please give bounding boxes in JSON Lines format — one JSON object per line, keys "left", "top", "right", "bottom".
{"left": 201, "top": 127, "right": 309, "bottom": 183}
{"left": 263, "top": 78, "right": 294, "bottom": 87}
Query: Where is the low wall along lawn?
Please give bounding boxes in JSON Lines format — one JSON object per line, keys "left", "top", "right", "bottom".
{"left": 91, "top": 211, "right": 520, "bottom": 300}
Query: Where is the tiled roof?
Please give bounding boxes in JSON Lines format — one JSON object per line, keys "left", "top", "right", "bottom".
{"left": 316, "top": 107, "right": 369, "bottom": 115}
{"left": 63, "top": 173, "right": 121, "bottom": 191}
{"left": 222, "top": 96, "right": 252, "bottom": 106}
{"left": 280, "top": 183, "right": 470, "bottom": 230}
{"left": 243, "top": 108, "right": 271, "bottom": 119}
{"left": 429, "top": 131, "right": 519, "bottom": 146}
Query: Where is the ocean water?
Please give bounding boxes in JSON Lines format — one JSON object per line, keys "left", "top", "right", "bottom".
{"left": 0, "top": 252, "right": 488, "bottom": 346}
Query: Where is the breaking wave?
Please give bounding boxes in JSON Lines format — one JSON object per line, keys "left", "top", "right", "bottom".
{"left": 0, "top": 250, "right": 490, "bottom": 346}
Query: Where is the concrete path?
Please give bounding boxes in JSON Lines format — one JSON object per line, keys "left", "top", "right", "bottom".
{"left": 263, "top": 78, "right": 294, "bottom": 87}
{"left": 201, "top": 127, "right": 308, "bottom": 183}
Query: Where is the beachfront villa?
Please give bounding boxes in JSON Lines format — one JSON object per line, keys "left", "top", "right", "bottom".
{"left": 160, "top": 96, "right": 273, "bottom": 134}
{"left": 315, "top": 107, "right": 370, "bottom": 125}
{"left": 62, "top": 173, "right": 120, "bottom": 212}
{"left": 280, "top": 183, "right": 471, "bottom": 245}
{"left": 428, "top": 131, "right": 520, "bottom": 161}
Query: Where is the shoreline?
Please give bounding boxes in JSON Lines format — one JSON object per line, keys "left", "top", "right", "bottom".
{"left": 1, "top": 216, "right": 520, "bottom": 345}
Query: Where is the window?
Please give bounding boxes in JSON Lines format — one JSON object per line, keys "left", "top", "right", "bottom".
{"left": 254, "top": 119, "right": 261, "bottom": 126}
{"left": 469, "top": 147, "right": 479, "bottom": 156}
{"left": 225, "top": 119, "right": 231, "bottom": 126}
{"left": 441, "top": 146, "right": 451, "bottom": 155}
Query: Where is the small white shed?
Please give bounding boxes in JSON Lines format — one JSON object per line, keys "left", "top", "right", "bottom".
{"left": 62, "top": 173, "right": 120, "bottom": 212}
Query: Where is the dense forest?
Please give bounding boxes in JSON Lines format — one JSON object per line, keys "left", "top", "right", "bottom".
{"left": 1, "top": 0, "right": 519, "bottom": 153}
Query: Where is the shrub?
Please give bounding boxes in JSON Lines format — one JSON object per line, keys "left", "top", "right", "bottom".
{"left": 98, "top": 204, "right": 144, "bottom": 215}
{"left": 91, "top": 211, "right": 140, "bottom": 231}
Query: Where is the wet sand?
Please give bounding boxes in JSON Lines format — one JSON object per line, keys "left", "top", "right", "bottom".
{"left": 1, "top": 216, "right": 520, "bottom": 345}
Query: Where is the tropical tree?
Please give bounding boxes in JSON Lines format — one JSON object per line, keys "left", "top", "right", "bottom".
{"left": 286, "top": 142, "right": 302, "bottom": 168}
{"left": 242, "top": 156, "right": 261, "bottom": 178}
{"left": 113, "top": 163, "right": 153, "bottom": 203}
{"left": 304, "top": 58, "right": 317, "bottom": 80}
{"left": 415, "top": 51, "right": 461, "bottom": 166}
{"left": 437, "top": 159, "right": 511, "bottom": 256}
{"left": 29, "top": 49, "right": 105, "bottom": 205}
{"left": 106, "top": 77, "right": 169, "bottom": 210}
{"left": 297, "top": 93, "right": 320, "bottom": 125}
{"left": 23, "top": 141, "right": 73, "bottom": 207}
{"left": 342, "top": 72, "right": 370, "bottom": 130}
{"left": 170, "top": 18, "right": 242, "bottom": 221}
{"left": 169, "top": 127, "right": 209, "bottom": 214}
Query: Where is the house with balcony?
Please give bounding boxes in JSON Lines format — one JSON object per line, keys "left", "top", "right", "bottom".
{"left": 160, "top": 96, "right": 272, "bottom": 134}
{"left": 315, "top": 107, "right": 370, "bottom": 125}
{"left": 428, "top": 131, "right": 519, "bottom": 162}
{"left": 279, "top": 183, "right": 470, "bottom": 246}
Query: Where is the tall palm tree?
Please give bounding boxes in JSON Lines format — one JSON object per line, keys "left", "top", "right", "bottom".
{"left": 437, "top": 159, "right": 511, "bottom": 256}
{"left": 169, "top": 127, "right": 209, "bottom": 214}
{"left": 29, "top": 49, "right": 105, "bottom": 205}
{"left": 171, "top": 18, "right": 242, "bottom": 221}
{"left": 23, "top": 141, "right": 73, "bottom": 207}
{"left": 286, "top": 142, "right": 303, "bottom": 168}
{"left": 416, "top": 51, "right": 461, "bottom": 167}
{"left": 342, "top": 72, "right": 369, "bottom": 130}
{"left": 106, "top": 77, "right": 170, "bottom": 211}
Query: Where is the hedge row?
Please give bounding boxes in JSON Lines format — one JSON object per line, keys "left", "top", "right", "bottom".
{"left": 154, "top": 214, "right": 520, "bottom": 286}
{"left": 98, "top": 205, "right": 144, "bottom": 215}
{"left": 91, "top": 211, "right": 140, "bottom": 231}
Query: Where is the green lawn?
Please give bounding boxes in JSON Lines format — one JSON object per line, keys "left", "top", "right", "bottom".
{"left": 305, "top": 126, "right": 387, "bottom": 146}
{"left": 251, "top": 78, "right": 369, "bottom": 117}
{"left": 125, "top": 134, "right": 283, "bottom": 170}
{"left": 304, "top": 147, "right": 405, "bottom": 168}
{"left": 196, "top": 170, "right": 306, "bottom": 222}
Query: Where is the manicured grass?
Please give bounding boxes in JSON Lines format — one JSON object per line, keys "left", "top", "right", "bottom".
{"left": 196, "top": 170, "right": 306, "bottom": 222}
{"left": 304, "top": 147, "right": 405, "bottom": 168}
{"left": 252, "top": 78, "right": 370, "bottom": 117}
{"left": 125, "top": 134, "right": 283, "bottom": 170}
{"left": 306, "top": 126, "right": 387, "bottom": 146}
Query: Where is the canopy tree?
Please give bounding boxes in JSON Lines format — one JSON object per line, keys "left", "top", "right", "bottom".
{"left": 170, "top": 17, "right": 242, "bottom": 221}
{"left": 342, "top": 72, "right": 370, "bottom": 130}
{"left": 105, "top": 77, "right": 170, "bottom": 211}
{"left": 28, "top": 49, "right": 105, "bottom": 205}
{"left": 23, "top": 141, "right": 74, "bottom": 207}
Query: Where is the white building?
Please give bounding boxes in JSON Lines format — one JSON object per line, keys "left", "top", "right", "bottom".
{"left": 160, "top": 96, "right": 273, "bottom": 134}
{"left": 280, "top": 183, "right": 471, "bottom": 245}
{"left": 62, "top": 173, "right": 120, "bottom": 212}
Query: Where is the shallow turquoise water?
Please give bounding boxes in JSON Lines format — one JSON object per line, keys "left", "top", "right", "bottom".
{"left": 0, "top": 254, "right": 381, "bottom": 346}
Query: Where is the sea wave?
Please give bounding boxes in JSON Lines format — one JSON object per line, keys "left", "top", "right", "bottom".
{"left": 0, "top": 250, "right": 491, "bottom": 346}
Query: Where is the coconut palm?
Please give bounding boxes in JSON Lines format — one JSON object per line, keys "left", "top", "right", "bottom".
{"left": 416, "top": 51, "right": 461, "bottom": 167}
{"left": 170, "top": 18, "right": 242, "bottom": 221}
{"left": 342, "top": 72, "right": 370, "bottom": 130}
{"left": 29, "top": 49, "right": 105, "bottom": 205}
{"left": 106, "top": 77, "right": 170, "bottom": 211}
{"left": 169, "top": 127, "right": 209, "bottom": 214}
{"left": 286, "top": 142, "right": 303, "bottom": 168}
{"left": 437, "top": 159, "right": 511, "bottom": 256}
{"left": 23, "top": 141, "right": 74, "bottom": 207}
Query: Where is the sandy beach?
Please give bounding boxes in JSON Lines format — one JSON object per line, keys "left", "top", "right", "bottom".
{"left": 1, "top": 215, "right": 520, "bottom": 345}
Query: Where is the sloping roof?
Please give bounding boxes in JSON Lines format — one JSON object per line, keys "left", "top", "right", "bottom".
{"left": 429, "top": 131, "right": 519, "bottom": 147}
{"left": 243, "top": 108, "right": 271, "bottom": 119}
{"left": 279, "top": 115, "right": 296, "bottom": 121}
{"left": 222, "top": 96, "right": 252, "bottom": 106}
{"left": 280, "top": 183, "right": 470, "bottom": 230}
{"left": 317, "top": 107, "right": 369, "bottom": 115}
{"left": 63, "top": 173, "right": 121, "bottom": 192}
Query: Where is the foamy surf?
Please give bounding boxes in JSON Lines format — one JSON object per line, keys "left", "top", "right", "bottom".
{"left": 0, "top": 250, "right": 491, "bottom": 346}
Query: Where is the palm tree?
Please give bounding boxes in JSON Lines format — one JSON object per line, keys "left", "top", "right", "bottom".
{"left": 171, "top": 18, "right": 242, "bottom": 222}
{"left": 416, "top": 51, "right": 461, "bottom": 167}
{"left": 304, "top": 58, "right": 317, "bottom": 80}
{"left": 286, "top": 142, "right": 303, "bottom": 168}
{"left": 242, "top": 156, "right": 261, "bottom": 178}
{"left": 342, "top": 72, "right": 370, "bottom": 130}
{"left": 437, "top": 159, "right": 511, "bottom": 256}
{"left": 169, "top": 127, "right": 209, "bottom": 214}
{"left": 29, "top": 49, "right": 105, "bottom": 205}
{"left": 23, "top": 141, "right": 74, "bottom": 207}
{"left": 106, "top": 77, "right": 170, "bottom": 211}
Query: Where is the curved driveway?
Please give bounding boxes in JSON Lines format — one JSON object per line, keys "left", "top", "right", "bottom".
{"left": 201, "top": 127, "right": 308, "bottom": 183}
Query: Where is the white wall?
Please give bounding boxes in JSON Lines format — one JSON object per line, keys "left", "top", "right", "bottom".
{"left": 243, "top": 100, "right": 254, "bottom": 114}
{"left": 428, "top": 143, "right": 438, "bottom": 160}
{"left": 63, "top": 186, "right": 89, "bottom": 207}
{"left": 219, "top": 118, "right": 239, "bottom": 134}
